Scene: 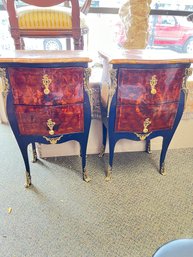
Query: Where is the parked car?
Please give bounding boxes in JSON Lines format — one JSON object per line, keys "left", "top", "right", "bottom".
{"left": 149, "top": 15, "right": 193, "bottom": 53}
{"left": 116, "top": 15, "right": 193, "bottom": 54}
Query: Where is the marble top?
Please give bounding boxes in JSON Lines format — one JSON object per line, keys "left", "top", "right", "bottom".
{"left": 99, "top": 49, "right": 193, "bottom": 64}
{"left": 0, "top": 50, "right": 92, "bottom": 63}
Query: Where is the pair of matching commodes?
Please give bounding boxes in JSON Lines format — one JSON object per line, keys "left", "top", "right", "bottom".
{"left": 0, "top": 50, "right": 192, "bottom": 187}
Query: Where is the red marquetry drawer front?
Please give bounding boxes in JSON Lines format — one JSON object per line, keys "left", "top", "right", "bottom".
{"left": 117, "top": 67, "right": 185, "bottom": 105}
{"left": 8, "top": 67, "right": 84, "bottom": 105}
{"left": 15, "top": 104, "right": 84, "bottom": 135}
{"left": 115, "top": 103, "right": 179, "bottom": 133}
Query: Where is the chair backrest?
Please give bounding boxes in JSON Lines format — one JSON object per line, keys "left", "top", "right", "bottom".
{"left": 5, "top": 0, "right": 91, "bottom": 49}
{"left": 7, "top": 0, "right": 81, "bottom": 35}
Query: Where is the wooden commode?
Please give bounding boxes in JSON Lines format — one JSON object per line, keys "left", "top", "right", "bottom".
{"left": 0, "top": 50, "right": 92, "bottom": 187}
{"left": 99, "top": 49, "right": 193, "bottom": 180}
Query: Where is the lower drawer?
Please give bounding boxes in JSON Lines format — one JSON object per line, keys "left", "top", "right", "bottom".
{"left": 15, "top": 104, "right": 84, "bottom": 136}
{"left": 115, "top": 102, "right": 179, "bottom": 133}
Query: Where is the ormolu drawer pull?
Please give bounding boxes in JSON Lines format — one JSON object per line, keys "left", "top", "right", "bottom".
{"left": 150, "top": 75, "right": 158, "bottom": 95}
{"left": 42, "top": 74, "right": 52, "bottom": 95}
{"left": 47, "top": 119, "right": 55, "bottom": 135}
{"left": 143, "top": 118, "right": 151, "bottom": 133}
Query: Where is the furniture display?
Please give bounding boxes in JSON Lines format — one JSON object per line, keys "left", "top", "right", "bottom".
{"left": 0, "top": 50, "right": 92, "bottom": 187}
{"left": 5, "top": 0, "right": 91, "bottom": 50}
{"left": 152, "top": 239, "right": 193, "bottom": 257}
{"left": 99, "top": 49, "right": 193, "bottom": 180}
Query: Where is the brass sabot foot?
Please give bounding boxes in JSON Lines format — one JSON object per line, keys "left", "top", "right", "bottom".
{"left": 25, "top": 172, "right": 32, "bottom": 188}
{"left": 105, "top": 166, "right": 112, "bottom": 181}
{"left": 146, "top": 147, "right": 152, "bottom": 154}
{"left": 98, "top": 145, "right": 105, "bottom": 158}
{"left": 83, "top": 169, "right": 91, "bottom": 183}
{"left": 160, "top": 164, "right": 166, "bottom": 176}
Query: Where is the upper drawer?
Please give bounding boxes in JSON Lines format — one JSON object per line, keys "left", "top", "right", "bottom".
{"left": 8, "top": 67, "right": 84, "bottom": 105}
{"left": 117, "top": 67, "right": 185, "bottom": 105}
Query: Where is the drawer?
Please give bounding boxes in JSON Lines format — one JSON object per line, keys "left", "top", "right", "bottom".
{"left": 115, "top": 102, "right": 179, "bottom": 133}
{"left": 117, "top": 68, "right": 185, "bottom": 105}
{"left": 8, "top": 67, "right": 84, "bottom": 105}
{"left": 15, "top": 104, "right": 84, "bottom": 135}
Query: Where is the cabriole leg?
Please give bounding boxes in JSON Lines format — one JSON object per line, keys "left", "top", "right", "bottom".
{"left": 80, "top": 142, "right": 91, "bottom": 183}
{"left": 106, "top": 139, "right": 115, "bottom": 181}
{"left": 99, "top": 123, "right": 107, "bottom": 157}
{"left": 18, "top": 143, "right": 32, "bottom": 188}
{"left": 146, "top": 139, "right": 152, "bottom": 154}
{"left": 159, "top": 136, "right": 172, "bottom": 176}
{"left": 32, "top": 142, "right": 37, "bottom": 163}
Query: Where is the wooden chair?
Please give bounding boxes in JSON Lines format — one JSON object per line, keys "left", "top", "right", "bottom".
{"left": 5, "top": 0, "right": 91, "bottom": 50}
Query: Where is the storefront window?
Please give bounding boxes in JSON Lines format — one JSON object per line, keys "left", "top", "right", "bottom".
{"left": 0, "top": 0, "right": 193, "bottom": 53}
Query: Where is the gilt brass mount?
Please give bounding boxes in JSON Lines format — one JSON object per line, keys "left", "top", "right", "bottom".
{"left": 25, "top": 171, "right": 31, "bottom": 188}
{"left": 83, "top": 68, "right": 92, "bottom": 109}
{"left": 134, "top": 132, "right": 152, "bottom": 141}
{"left": 42, "top": 74, "right": 52, "bottom": 95}
{"left": 83, "top": 168, "right": 91, "bottom": 183}
{"left": 108, "top": 69, "right": 118, "bottom": 117}
{"left": 43, "top": 135, "right": 63, "bottom": 144}
{"left": 182, "top": 68, "right": 193, "bottom": 103}
{"left": 46, "top": 119, "right": 55, "bottom": 135}
{"left": 150, "top": 75, "right": 158, "bottom": 95}
{"left": 135, "top": 117, "right": 152, "bottom": 140}
{"left": 0, "top": 68, "right": 9, "bottom": 97}
{"left": 143, "top": 118, "right": 151, "bottom": 133}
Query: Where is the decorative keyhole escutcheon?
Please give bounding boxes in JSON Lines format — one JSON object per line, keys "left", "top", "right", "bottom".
{"left": 143, "top": 118, "right": 151, "bottom": 133}
{"left": 150, "top": 75, "right": 158, "bottom": 95}
{"left": 47, "top": 119, "right": 55, "bottom": 135}
{"left": 42, "top": 74, "right": 52, "bottom": 95}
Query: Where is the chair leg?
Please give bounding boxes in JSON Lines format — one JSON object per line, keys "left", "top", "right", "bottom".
{"left": 74, "top": 37, "right": 84, "bottom": 50}
{"left": 80, "top": 36, "right": 84, "bottom": 49}
{"left": 13, "top": 36, "right": 25, "bottom": 50}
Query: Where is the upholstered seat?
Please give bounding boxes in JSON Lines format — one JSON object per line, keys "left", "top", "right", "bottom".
{"left": 5, "top": 0, "right": 91, "bottom": 50}
{"left": 17, "top": 6, "right": 88, "bottom": 30}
